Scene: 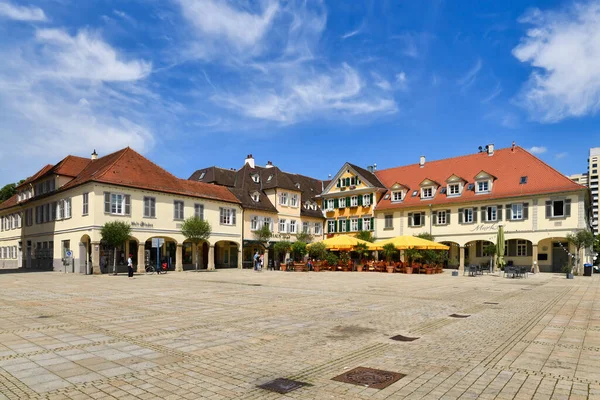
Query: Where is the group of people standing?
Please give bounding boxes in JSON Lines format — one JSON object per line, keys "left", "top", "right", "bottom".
{"left": 253, "top": 251, "right": 264, "bottom": 271}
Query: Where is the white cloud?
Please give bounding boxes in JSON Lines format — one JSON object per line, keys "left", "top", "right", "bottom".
{"left": 529, "top": 146, "right": 548, "bottom": 154}
{"left": 0, "top": 28, "right": 157, "bottom": 182}
{"left": 513, "top": 1, "right": 600, "bottom": 122}
{"left": 35, "top": 29, "right": 151, "bottom": 82}
{"left": 341, "top": 29, "right": 361, "bottom": 40}
{"left": 555, "top": 152, "right": 568, "bottom": 159}
{"left": 214, "top": 64, "right": 396, "bottom": 123}
{"left": 0, "top": 1, "right": 47, "bottom": 21}
{"left": 481, "top": 82, "right": 503, "bottom": 103}
{"left": 457, "top": 59, "right": 482, "bottom": 90}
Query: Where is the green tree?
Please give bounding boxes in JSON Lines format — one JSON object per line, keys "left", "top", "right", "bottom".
{"left": 415, "top": 233, "right": 435, "bottom": 265}
{"left": 380, "top": 243, "right": 398, "bottom": 265}
{"left": 291, "top": 241, "right": 308, "bottom": 261}
{"left": 567, "top": 230, "right": 594, "bottom": 274}
{"left": 181, "top": 216, "right": 212, "bottom": 271}
{"left": 274, "top": 241, "right": 292, "bottom": 261}
{"left": 254, "top": 224, "right": 273, "bottom": 250}
{"left": 308, "top": 242, "right": 327, "bottom": 260}
{"left": 0, "top": 183, "right": 16, "bottom": 203}
{"left": 353, "top": 242, "right": 370, "bottom": 261}
{"left": 404, "top": 247, "right": 420, "bottom": 267}
{"left": 296, "top": 231, "right": 313, "bottom": 244}
{"left": 356, "top": 230, "right": 374, "bottom": 242}
{"left": 100, "top": 221, "right": 132, "bottom": 275}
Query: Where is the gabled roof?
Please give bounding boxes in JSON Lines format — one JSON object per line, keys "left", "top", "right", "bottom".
{"left": 347, "top": 163, "right": 387, "bottom": 189}
{"left": 17, "top": 156, "right": 91, "bottom": 189}
{"left": 189, "top": 166, "right": 237, "bottom": 187}
{"left": 419, "top": 178, "right": 442, "bottom": 187}
{"left": 375, "top": 146, "right": 586, "bottom": 210}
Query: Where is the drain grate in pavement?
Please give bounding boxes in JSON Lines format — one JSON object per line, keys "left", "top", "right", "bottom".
{"left": 390, "top": 335, "right": 419, "bottom": 342}
{"left": 258, "top": 378, "right": 310, "bottom": 394}
{"left": 483, "top": 302, "right": 499, "bottom": 305}
{"left": 37, "top": 315, "right": 51, "bottom": 319}
{"left": 332, "top": 367, "right": 405, "bottom": 389}
{"left": 449, "top": 314, "right": 470, "bottom": 318}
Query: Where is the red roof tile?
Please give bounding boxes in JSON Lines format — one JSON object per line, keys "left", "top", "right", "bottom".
{"left": 0, "top": 194, "right": 18, "bottom": 211}
{"left": 61, "top": 148, "right": 239, "bottom": 204}
{"left": 375, "top": 146, "right": 585, "bottom": 210}
{"left": 17, "top": 156, "right": 91, "bottom": 190}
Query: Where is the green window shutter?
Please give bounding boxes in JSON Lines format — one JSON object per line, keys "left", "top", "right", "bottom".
{"left": 408, "top": 213, "right": 413, "bottom": 227}
{"left": 358, "top": 218, "right": 363, "bottom": 230}
{"left": 481, "top": 208, "right": 487, "bottom": 222}
{"left": 346, "top": 219, "right": 350, "bottom": 232}
{"left": 458, "top": 208, "right": 463, "bottom": 224}
{"left": 497, "top": 205, "right": 502, "bottom": 221}
{"left": 358, "top": 195, "right": 363, "bottom": 206}
{"left": 545, "top": 201, "right": 552, "bottom": 218}
{"left": 337, "top": 179, "right": 341, "bottom": 188}
{"left": 338, "top": 220, "right": 342, "bottom": 232}
{"left": 506, "top": 204, "right": 512, "bottom": 220}
{"left": 370, "top": 193, "right": 374, "bottom": 205}
{"left": 346, "top": 178, "right": 350, "bottom": 186}
{"left": 432, "top": 211, "right": 438, "bottom": 226}
{"left": 334, "top": 198, "right": 339, "bottom": 208}
{"left": 523, "top": 203, "right": 529, "bottom": 220}
{"left": 125, "top": 195, "right": 131, "bottom": 215}
{"left": 473, "top": 207, "right": 478, "bottom": 223}
{"left": 446, "top": 209, "right": 451, "bottom": 225}
{"left": 565, "top": 199, "right": 571, "bottom": 217}
{"left": 346, "top": 197, "right": 351, "bottom": 206}
{"left": 371, "top": 218, "right": 374, "bottom": 231}
{"left": 104, "top": 192, "right": 110, "bottom": 213}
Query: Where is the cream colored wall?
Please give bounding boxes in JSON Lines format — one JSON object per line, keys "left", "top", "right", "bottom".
{"left": 244, "top": 210, "right": 324, "bottom": 243}
{"left": 273, "top": 188, "right": 303, "bottom": 217}
{"left": 375, "top": 192, "right": 585, "bottom": 247}
{"left": 244, "top": 210, "right": 279, "bottom": 240}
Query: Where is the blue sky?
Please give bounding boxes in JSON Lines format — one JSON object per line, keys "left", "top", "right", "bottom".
{"left": 1, "top": 0, "right": 599, "bottom": 185}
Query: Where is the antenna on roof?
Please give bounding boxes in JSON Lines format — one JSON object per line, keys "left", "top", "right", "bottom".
{"left": 512, "top": 141, "right": 516, "bottom": 152}
{"left": 478, "top": 146, "right": 483, "bottom": 153}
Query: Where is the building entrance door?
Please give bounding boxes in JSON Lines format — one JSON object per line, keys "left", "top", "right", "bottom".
{"left": 552, "top": 242, "right": 569, "bottom": 273}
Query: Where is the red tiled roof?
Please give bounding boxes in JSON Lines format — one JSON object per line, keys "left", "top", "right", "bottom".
{"left": 375, "top": 146, "right": 586, "bottom": 210}
{"left": 17, "top": 164, "right": 54, "bottom": 188}
{"left": 61, "top": 148, "right": 239, "bottom": 204}
{"left": 0, "top": 194, "right": 18, "bottom": 211}
{"left": 17, "top": 156, "right": 91, "bottom": 189}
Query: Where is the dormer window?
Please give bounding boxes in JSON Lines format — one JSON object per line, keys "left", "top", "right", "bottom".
{"left": 421, "top": 187, "right": 433, "bottom": 199}
{"left": 251, "top": 192, "right": 260, "bottom": 202}
{"left": 295, "top": 183, "right": 300, "bottom": 189}
{"left": 251, "top": 174, "right": 260, "bottom": 183}
{"left": 448, "top": 184, "right": 461, "bottom": 196}
{"left": 267, "top": 175, "right": 273, "bottom": 182}
{"left": 392, "top": 191, "right": 403, "bottom": 202}
{"left": 477, "top": 181, "right": 490, "bottom": 193}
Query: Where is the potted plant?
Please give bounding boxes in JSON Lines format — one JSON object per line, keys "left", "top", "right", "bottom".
{"left": 291, "top": 241, "right": 308, "bottom": 272}
{"left": 567, "top": 230, "right": 594, "bottom": 276}
{"left": 381, "top": 243, "right": 397, "bottom": 273}
{"left": 325, "top": 252, "right": 339, "bottom": 271}
{"left": 353, "top": 242, "right": 369, "bottom": 272}
{"left": 404, "top": 247, "right": 419, "bottom": 274}
{"left": 308, "top": 242, "right": 327, "bottom": 272}
{"left": 274, "top": 241, "right": 292, "bottom": 271}
{"left": 339, "top": 251, "right": 351, "bottom": 271}
{"left": 562, "top": 264, "right": 574, "bottom": 279}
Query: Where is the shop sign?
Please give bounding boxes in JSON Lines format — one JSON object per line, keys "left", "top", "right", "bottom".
{"left": 470, "top": 223, "right": 499, "bottom": 232}
{"left": 131, "top": 221, "right": 154, "bottom": 228}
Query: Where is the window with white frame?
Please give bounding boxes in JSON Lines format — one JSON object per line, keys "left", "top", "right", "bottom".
{"left": 327, "top": 220, "right": 336, "bottom": 233}
{"left": 174, "top": 201, "right": 184, "bottom": 220}
{"left": 350, "top": 218, "right": 359, "bottom": 232}
{"left": 314, "top": 222, "right": 322, "bottom": 235}
{"left": 251, "top": 215, "right": 259, "bottom": 231}
{"left": 511, "top": 204, "right": 523, "bottom": 220}
{"left": 392, "top": 191, "right": 403, "bottom": 202}
{"left": 279, "top": 219, "right": 287, "bottom": 233}
{"left": 552, "top": 200, "right": 565, "bottom": 217}
{"left": 486, "top": 206, "right": 497, "bottom": 222}
{"left": 421, "top": 187, "right": 433, "bottom": 199}
{"left": 464, "top": 208, "right": 473, "bottom": 223}
{"left": 194, "top": 204, "right": 204, "bottom": 220}
{"left": 279, "top": 192, "right": 288, "bottom": 206}
{"left": 251, "top": 192, "right": 260, "bottom": 202}
{"left": 64, "top": 198, "right": 72, "bottom": 219}
{"left": 289, "top": 220, "right": 297, "bottom": 234}
{"left": 437, "top": 210, "right": 447, "bottom": 225}
{"left": 219, "top": 207, "right": 236, "bottom": 225}
{"left": 517, "top": 240, "right": 528, "bottom": 256}
{"left": 263, "top": 217, "right": 272, "bottom": 231}
{"left": 340, "top": 219, "right": 347, "bottom": 232}
{"left": 105, "top": 193, "right": 130, "bottom": 215}
{"left": 57, "top": 201, "right": 63, "bottom": 220}
{"left": 384, "top": 214, "right": 393, "bottom": 229}
{"left": 83, "top": 193, "right": 89, "bottom": 215}
{"left": 144, "top": 197, "right": 156, "bottom": 218}
{"left": 477, "top": 180, "right": 490, "bottom": 193}
{"left": 290, "top": 194, "right": 299, "bottom": 207}
{"left": 339, "top": 197, "right": 346, "bottom": 208}
{"left": 363, "top": 194, "right": 371, "bottom": 206}
{"left": 251, "top": 174, "right": 260, "bottom": 183}
{"left": 363, "top": 217, "right": 371, "bottom": 231}
{"left": 302, "top": 221, "right": 310, "bottom": 233}
{"left": 350, "top": 196, "right": 359, "bottom": 207}
{"left": 327, "top": 199, "right": 335, "bottom": 210}
{"left": 448, "top": 184, "right": 460, "bottom": 196}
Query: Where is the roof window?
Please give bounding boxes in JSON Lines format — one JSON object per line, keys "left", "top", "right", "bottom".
{"left": 520, "top": 176, "right": 528, "bottom": 184}
{"left": 412, "top": 190, "right": 418, "bottom": 197}
{"left": 267, "top": 175, "right": 273, "bottom": 182}
{"left": 251, "top": 174, "right": 260, "bottom": 183}
{"left": 467, "top": 183, "right": 475, "bottom": 191}
{"left": 198, "top": 172, "right": 205, "bottom": 180}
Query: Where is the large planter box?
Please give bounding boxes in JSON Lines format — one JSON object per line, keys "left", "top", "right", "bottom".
{"left": 356, "top": 265, "right": 364, "bottom": 272}
{"left": 293, "top": 263, "right": 306, "bottom": 272}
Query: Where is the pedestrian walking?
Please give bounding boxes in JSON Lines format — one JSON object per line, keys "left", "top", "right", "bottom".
{"left": 259, "top": 253, "right": 264, "bottom": 271}
{"left": 253, "top": 251, "right": 259, "bottom": 271}
{"left": 127, "top": 254, "right": 134, "bottom": 278}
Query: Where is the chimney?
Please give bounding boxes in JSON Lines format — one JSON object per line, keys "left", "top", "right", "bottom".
{"left": 245, "top": 154, "right": 255, "bottom": 168}
{"left": 367, "top": 165, "right": 374, "bottom": 173}
{"left": 487, "top": 144, "right": 495, "bottom": 156}
{"left": 419, "top": 156, "right": 425, "bottom": 168}
{"left": 265, "top": 161, "right": 274, "bottom": 169}
{"left": 91, "top": 149, "right": 98, "bottom": 160}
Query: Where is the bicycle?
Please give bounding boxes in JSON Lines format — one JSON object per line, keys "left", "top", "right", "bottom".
{"left": 145, "top": 262, "right": 168, "bottom": 275}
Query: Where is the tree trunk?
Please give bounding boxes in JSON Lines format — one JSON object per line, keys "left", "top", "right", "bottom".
{"left": 113, "top": 246, "right": 117, "bottom": 275}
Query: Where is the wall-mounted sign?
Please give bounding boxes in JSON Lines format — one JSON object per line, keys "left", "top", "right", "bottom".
{"left": 470, "top": 223, "right": 499, "bottom": 232}
{"left": 131, "top": 222, "right": 154, "bottom": 228}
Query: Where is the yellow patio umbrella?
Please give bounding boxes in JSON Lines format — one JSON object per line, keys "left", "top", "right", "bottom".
{"left": 308, "top": 235, "right": 379, "bottom": 251}
{"left": 374, "top": 235, "right": 450, "bottom": 250}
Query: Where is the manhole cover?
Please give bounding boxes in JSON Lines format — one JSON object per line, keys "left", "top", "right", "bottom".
{"left": 390, "top": 335, "right": 419, "bottom": 342}
{"left": 332, "top": 367, "right": 405, "bottom": 389}
{"left": 483, "top": 302, "right": 499, "bottom": 305}
{"left": 449, "top": 314, "right": 470, "bottom": 318}
{"left": 257, "top": 378, "right": 310, "bottom": 394}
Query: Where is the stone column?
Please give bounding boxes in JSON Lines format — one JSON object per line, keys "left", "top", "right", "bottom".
{"left": 92, "top": 242, "right": 101, "bottom": 275}
{"left": 459, "top": 246, "right": 465, "bottom": 273}
{"left": 137, "top": 244, "right": 145, "bottom": 273}
{"left": 238, "top": 249, "right": 243, "bottom": 269}
{"left": 176, "top": 244, "right": 183, "bottom": 272}
{"left": 532, "top": 244, "right": 539, "bottom": 273}
{"left": 208, "top": 245, "right": 215, "bottom": 270}
{"left": 125, "top": 241, "right": 130, "bottom": 261}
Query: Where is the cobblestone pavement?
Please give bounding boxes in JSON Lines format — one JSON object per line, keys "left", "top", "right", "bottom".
{"left": 0, "top": 270, "right": 599, "bottom": 399}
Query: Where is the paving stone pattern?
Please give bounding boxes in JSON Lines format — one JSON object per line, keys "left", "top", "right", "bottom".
{"left": 0, "top": 270, "right": 599, "bottom": 399}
